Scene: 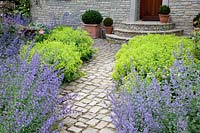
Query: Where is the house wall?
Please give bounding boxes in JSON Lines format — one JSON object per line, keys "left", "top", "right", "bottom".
{"left": 30, "top": 0, "right": 131, "bottom": 25}
{"left": 169, "top": 0, "right": 200, "bottom": 35}
{"left": 31, "top": 0, "right": 200, "bottom": 35}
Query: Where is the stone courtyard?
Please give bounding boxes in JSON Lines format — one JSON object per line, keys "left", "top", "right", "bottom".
{"left": 60, "top": 39, "right": 121, "bottom": 133}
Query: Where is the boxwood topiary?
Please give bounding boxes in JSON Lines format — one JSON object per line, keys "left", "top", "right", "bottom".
{"left": 103, "top": 17, "right": 113, "bottom": 26}
{"left": 82, "top": 10, "right": 103, "bottom": 24}
{"left": 20, "top": 40, "right": 83, "bottom": 82}
{"left": 159, "top": 5, "right": 170, "bottom": 15}
{"left": 112, "top": 34, "right": 194, "bottom": 82}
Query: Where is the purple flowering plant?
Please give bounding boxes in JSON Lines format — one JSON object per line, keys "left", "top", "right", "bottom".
{"left": 0, "top": 14, "right": 75, "bottom": 132}
{"left": 109, "top": 49, "right": 200, "bottom": 133}
{"left": 0, "top": 50, "right": 75, "bottom": 132}
{"left": 0, "top": 14, "right": 33, "bottom": 58}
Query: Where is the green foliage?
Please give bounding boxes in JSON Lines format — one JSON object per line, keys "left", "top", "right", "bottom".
{"left": 29, "top": 23, "right": 51, "bottom": 42}
{"left": 193, "top": 13, "right": 200, "bottom": 27}
{"left": 192, "top": 30, "right": 200, "bottom": 60}
{"left": 20, "top": 41, "right": 82, "bottom": 82}
{"left": 81, "top": 10, "right": 103, "bottom": 24}
{"left": 159, "top": 5, "right": 170, "bottom": 15}
{"left": 14, "top": 0, "right": 31, "bottom": 17}
{"left": 112, "top": 34, "right": 193, "bottom": 82}
{"left": 47, "top": 26, "right": 95, "bottom": 61}
{"left": 103, "top": 17, "right": 113, "bottom": 26}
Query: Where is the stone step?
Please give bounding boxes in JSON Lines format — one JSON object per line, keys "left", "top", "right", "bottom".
{"left": 115, "top": 21, "right": 175, "bottom": 31}
{"left": 114, "top": 28, "right": 184, "bottom": 38}
{"left": 106, "top": 34, "right": 130, "bottom": 44}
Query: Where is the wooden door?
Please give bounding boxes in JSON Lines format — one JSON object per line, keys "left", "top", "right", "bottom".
{"left": 140, "top": 0, "right": 162, "bottom": 21}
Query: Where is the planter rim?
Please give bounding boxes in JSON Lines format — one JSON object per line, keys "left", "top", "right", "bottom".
{"left": 83, "top": 24, "right": 100, "bottom": 26}
{"left": 159, "top": 14, "right": 170, "bottom": 16}
{"left": 104, "top": 25, "right": 113, "bottom": 27}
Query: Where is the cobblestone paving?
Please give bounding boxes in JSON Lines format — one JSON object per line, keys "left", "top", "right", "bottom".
{"left": 60, "top": 39, "right": 121, "bottom": 133}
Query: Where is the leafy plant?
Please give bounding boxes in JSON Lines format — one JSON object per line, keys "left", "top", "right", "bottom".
{"left": 192, "top": 29, "right": 200, "bottom": 60}
{"left": 81, "top": 10, "right": 103, "bottom": 24}
{"left": 14, "top": 0, "right": 31, "bottom": 17}
{"left": 112, "top": 34, "right": 194, "bottom": 82}
{"left": 20, "top": 40, "right": 83, "bottom": 82}
{"left": 28, "top": 22, "right": 51, "bottom": 42}
{"left": 103, "top": 17, "right": 113, "bottom": 26}
{"left": 160, "top": 5, "right": 170, "bottom": 15}
{"left": 47, "top": 26, "right": 95, "bottom": 61}
{"left": 193, "top": 13, "right": 200, "bottom": 28}
{"left": 109, "top": 52, "right": 200, "bottom": 133}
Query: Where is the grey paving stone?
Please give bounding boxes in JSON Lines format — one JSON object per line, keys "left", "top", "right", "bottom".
{"left": 81, "top": 99, "right": 91, "bottom": 104}
{"left": 102, "top": 116, "right": 112, "bottom": 122}
{"left": 97, "top": 93, "right": 107, "bottom": 98}
{"left": 107, "top": 123, "right": 115, "bottom": 128}
{"left": 74, "top": 102, "right": 87, "bottom": 107}
{"left": 89, "top": 106, "right": 103, "bottom": 113}
{"left": 75, "top": 122, "right": 88, "bottom": 128}
{"left": 78, "top": 117, "right": 89, "bottom": 123}
{"left": 99, "top": 128, "right": 115, "bottom": 133}
{"left": 82, "top": 112, "right": 96, "bottom": 119}
{"left": 99, "top": 109, "right": 109, "bottom": 114}
{"left": 63, "top": 117, "right": 77, "bottom": 127}
{"left": 68, "top": 126, "right": 83, "bottom": 133}
{"left": 89, "top": 101, "right": 98, "bottom": 106}
{"left": 86, "top": 118, "right": 100, "bottom": 126}
{"left": 95, "top": 121, "right": 108, "bottom": 129}
{"left": 76, "top": 107, "right": 88, "bottom": 113}
{"left": 82, "top": 127, "right": 98, "bottom": 133}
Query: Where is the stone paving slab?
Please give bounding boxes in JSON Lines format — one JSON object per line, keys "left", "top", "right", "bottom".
{"left": 60, "top": 39, "right": 121, "bottom": 133}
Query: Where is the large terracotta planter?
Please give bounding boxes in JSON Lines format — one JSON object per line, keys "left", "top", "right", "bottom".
{"left": 104, "top": 26, "right": 113, "bottom": 34}
{"left": 83, "top": 24, "right": 100, "bottom": 38}
{"left": 159, "top": 14, "right": 169, "bottom": 23}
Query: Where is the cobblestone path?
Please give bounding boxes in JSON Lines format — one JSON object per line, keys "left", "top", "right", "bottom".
{"left": 60, "top": 39, "right": 120, "bottom": 133}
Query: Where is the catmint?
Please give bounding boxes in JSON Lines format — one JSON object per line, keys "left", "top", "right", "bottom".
{"left": 109, "top": 51, "right": 200, "bottom": 133}
{"left": 0, "top": 50, "right": 74, "bottom": 133}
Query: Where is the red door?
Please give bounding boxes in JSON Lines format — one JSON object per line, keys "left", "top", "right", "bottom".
{"left": 140, "top": 0, "right": 162, "bottom": 21}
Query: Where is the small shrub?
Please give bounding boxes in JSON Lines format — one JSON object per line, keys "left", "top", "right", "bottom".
{"left": 81, "top": 10, "right": 103, "bottom": 24}
{"left": 103, "top": 17, "right": 113, "bottom": 26}
{"left": 160, "top": 5, "right": 170, "bottom": 14}
{"left": 192, "top": 30, "right": 200, "bottom": 60}
{"left": 193, "top": 13, "right": 200, "bottom": 28}
{"left": 48, "top": 26, "right": 94, "bottom": 61}
{"left": 109, "top": 53, "right": 200, "bottom": 132}
{"left": 29, "top": 22, "right": 51, "bottom": 42}
{"left": 112, "top": 34, "right": 193, "bottom": 82}
{"left": 20, "top": 40, "right": 82, "bottom": 82}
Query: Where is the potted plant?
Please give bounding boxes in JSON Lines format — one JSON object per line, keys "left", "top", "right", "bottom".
{"left": 103, "top": 17, "right": 113, "bottom": 34}
{"left": 82, "top": 10, "right": 103, "bottom": 38}
{"left": 159, "top": 5, "right": 170, "bottom": 23}
{"left": 193, "top": 13, "right": 200, "bottom": 28}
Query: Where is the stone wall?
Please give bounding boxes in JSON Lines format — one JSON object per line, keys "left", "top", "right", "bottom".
{"left": 30, "top": 0, "right": 131, "bottom": 25}
{"left": 169, "top": 0, "right": 200, "bottom": 35}
{"left": 31, "top": 0, "right": 200, "bottom": 35}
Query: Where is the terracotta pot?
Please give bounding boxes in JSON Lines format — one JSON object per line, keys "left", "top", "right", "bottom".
{"left": 104, "top": 26, "right": 113, "bottom": 34}
{"left": 83, "top": 24, "right": 100, "bottom": 38}
{"left": 159, "top": 14, "right": 169, "bottom": 23}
